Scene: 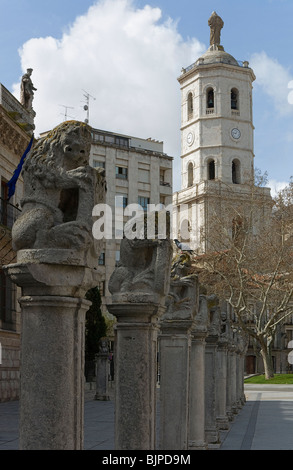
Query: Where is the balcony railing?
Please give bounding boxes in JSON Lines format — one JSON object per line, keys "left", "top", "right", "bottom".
{"left": 0, "top": 197, "right": 21, "bottom": 229}
{"left": 160, "top": 180, "right": 171, "bottom": 187}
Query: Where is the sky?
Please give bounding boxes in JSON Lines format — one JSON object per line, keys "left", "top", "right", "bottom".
{"left": 0, "top": 0, "right": 292, "bottom": 194}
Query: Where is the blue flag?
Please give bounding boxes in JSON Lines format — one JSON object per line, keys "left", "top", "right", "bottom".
{"left": 6, "top": 134, "right": 34, "bottom": 200}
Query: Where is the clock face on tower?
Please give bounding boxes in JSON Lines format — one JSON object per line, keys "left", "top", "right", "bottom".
{"left": 187, "top": 131, "right": 194, "bottom": 146}
{"left": 231, "top": 128, "right": 241, "bottom": 140}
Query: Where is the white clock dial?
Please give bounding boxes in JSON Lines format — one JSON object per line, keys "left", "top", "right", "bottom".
{"left": 187, "top": 132, "right": 194, "bottom": 146}
{"left": 231, "top": 128, "right": 241, "bottom": 140}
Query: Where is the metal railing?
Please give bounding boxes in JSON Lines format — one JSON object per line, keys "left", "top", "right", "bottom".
{"left": 0, "top": 197, "right": 21, "bottom": 229}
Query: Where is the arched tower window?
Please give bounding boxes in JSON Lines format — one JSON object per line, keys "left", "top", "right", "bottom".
{"left": 208, "top": 159, "right": 215, "bottom": 180}
{"left": 231, "top": 88, "right": 239, "bottom": 110}
{"left": 232, "top": 159, "right": 241, "bottom": 184}
{"left": 206, "top": 87, "right": 214, "bottom": 109}
{"left": 187, "top": 93, "right": 193, "bottom": 120}
{"left": 188, "top": 162, "right": 194, "bottom": 187}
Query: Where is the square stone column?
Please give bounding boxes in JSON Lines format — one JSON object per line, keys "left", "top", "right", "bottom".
{"left": 4, "top": 260, "right": 98, "bottom": 450}
{"left": 107, "top": 225, "right": 173, "bottom": 450}
{"left": 158, "top": 318, "right": 194, "bottom": 450}
{"left": 18, "top": 294, "right": 90, "bottom": 449}
{"left": 107, "top": 303, "right": 163, "bottom": 450}
{"left": 215, "top": 338, "right": 229, "bottom": 430}
{"left": 95, "top": 338, "right": 110, "bottom": 401}
{"left": 3, "top": 120, "right": 106, "bottom": 450}
{"left": 188, "top": 294, "right": 209, "bottom": 450}
{"left": 204, "top": 301, "right": 220, "bottom": 448}
{"left": 205, "top": 334, "right": 220, "bottom": 447}
{"left": 189, "top": 331, "right": 207, "bottom": 449}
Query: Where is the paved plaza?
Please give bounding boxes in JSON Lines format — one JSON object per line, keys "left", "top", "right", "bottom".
{"left": 1, "top": 384, "right": 293, "bottom": 451}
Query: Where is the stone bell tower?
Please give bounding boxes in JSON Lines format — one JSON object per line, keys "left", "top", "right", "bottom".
{"left": 173, "top": 12, "right": 272, "bottom": 252}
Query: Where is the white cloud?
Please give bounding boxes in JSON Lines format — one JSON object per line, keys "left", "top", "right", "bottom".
{"left": 267, "top": 179, "right": 289, "bottom": 198}
{"left": 12, "top": 0, "right": 205, "bottom": 192}
{"left": 288, "top": 80, "right": 293, "bottom": 105}
{"left": 250, "top": 51, "right": 293, "bottom": 115}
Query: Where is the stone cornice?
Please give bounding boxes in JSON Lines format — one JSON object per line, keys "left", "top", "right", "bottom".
{"left": 178, "top": 61, "right": 256, "bottom": 85}
{"left": 0, "top": 106, "right": 31, "bottom": 156}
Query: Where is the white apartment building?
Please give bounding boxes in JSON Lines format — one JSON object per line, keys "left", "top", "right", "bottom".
{"left": 89, "top": 127, "right": 173, "bottom": 315}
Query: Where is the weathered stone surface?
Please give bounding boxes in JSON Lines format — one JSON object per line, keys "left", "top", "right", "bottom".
{"left": 108, "top": 216, "right": 172, "bottom": 450}
{"left": 208, "top": 11, "right": 224, "bottom": 47}
{"left": 189, "top": 294, "right": 209, "bottom": 450}
{"left": 95, "top": 338, "right": 110, "bottom": 401}
{"left": 159, "top": 253, "right": 198, "bottom": 450}
{"left": 12, "top": 120, "right": 106, "bottom": 268}
{"left": 4, "top": 120, "right": 106, "bottom": 450}
{"left": 18, "top": 294, "right": 90, "bottom": 450}
{"left": 163, "top": 253, "right": 198, "bottom": 321}
{"left": 109, "top": 212, "right": 173, "bottom": 306}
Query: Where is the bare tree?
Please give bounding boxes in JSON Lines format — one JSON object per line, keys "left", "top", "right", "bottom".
{"left": 191, "top": 178, "right": 293, "bottom": 379}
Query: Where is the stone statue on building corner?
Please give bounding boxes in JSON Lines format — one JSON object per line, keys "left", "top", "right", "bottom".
{"left": 208, "top": 11, "right": 224, "bottom": 47}
{"left": 20, "top": 68, "right": 37, "bottom": 111}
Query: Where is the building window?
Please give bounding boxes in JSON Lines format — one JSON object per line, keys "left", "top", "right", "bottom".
{"left": 93, "top": 160, "right": 105, "bottom": 169}
{"left": 231, "top": 88, "right": 239, "bottom": 110}
{"left": 160, "top": 169, "right": 171, "bottom": 187}
{"left": 0, "top": 268, "right": 15, "bottom": 329}
{"left": 207, "top": 87, "right": 214, "bottom": 109}
{"left": 116, "top": 195, "right": 128, "bottom": 208}
{"left": 98, "top": 252, "right": 105, "bottom": 265}
{"left": 187, "top": 92, "right": 193, "bottom": 120}
{"left": 0, "top": 181, "right": 17, "bottom": 228}
{"left": 138, "top": 168, "right": 150, "bottom": 183}
{"left": 187, "top": 163, "right": 193, "bottom": 187}
{"left": 208, "top": 160, "right": 215, "bottom": 180}
{"left": 138, "top": 196, "right": 150, "bottom": 211}
{"left": 115, "top": 250, "right": 120, "bottom": 267}
{"left": 116, "top": 166, "right": 128, "bottom": 180}
{"left": 0, "top": 180, "right": 8, "bottom": 226}
{"left": 232, "top": 159, "right": 241, "bottom": 184}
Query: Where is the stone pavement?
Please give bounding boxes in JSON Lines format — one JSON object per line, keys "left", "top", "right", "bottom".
{"left": 220, "top": 384, "right": 293, "bottom": 450}
{"left": 1, "top": 384, "right": 293, "bottom": 450}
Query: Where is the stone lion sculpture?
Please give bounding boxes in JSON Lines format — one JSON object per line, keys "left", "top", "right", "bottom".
{"left": 163, "top": 252, "right": 199, "bottom": 321}
{"left": 108, "top": 211, "right": 173, "bottom": 305}
{"left": 12, "top": 120, "right": 106, "bottom": 265}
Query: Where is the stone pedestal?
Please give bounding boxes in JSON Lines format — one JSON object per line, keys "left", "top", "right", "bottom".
{"left": 18, "top": 295, "right": 89, "bottom": 450}
{"left": 4, "top": 259, "right": 98, "bottom": 450}
{"left": 226, "top": 346, "right": 234, "bottom": 421}
{"left": 189, "top": 329, "right": 207, "bottom": 449}
{"left": 215, "top": 338, "right": 229, "bottom": 430}
{"left": 4, "top": 120, "right": 105, "bottom": 450}
{"left": 230, "top": 349, "right": 238, "bottom": 414}
{"left": 158, "top": 318, "right": 194, "bottom": 450}
{"left": 205, "top": 334, "right": 220, "bottom": 448}
{"left": 95, "top": 338, "right": 110, "bottom": 401}
{"left": 107, "top": 303, "right": 162, "bottom": 450}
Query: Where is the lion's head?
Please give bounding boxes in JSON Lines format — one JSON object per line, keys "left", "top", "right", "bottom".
{"left": 24, "top": 120, "right": 92, "bottom": 174}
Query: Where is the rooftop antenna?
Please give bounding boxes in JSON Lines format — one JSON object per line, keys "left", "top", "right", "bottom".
{"left": 59, "top": 104, "right": 75, "bottom": 121}
{"left": 82, "top": 90, "right": 96, "bottom": 124}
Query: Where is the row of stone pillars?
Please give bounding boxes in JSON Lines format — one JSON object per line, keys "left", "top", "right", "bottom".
{"left": 5, "top": 249, "right": 246, "bottom": 450}
{"left": 107, "top": 291, "right": 246, "bottom": 450}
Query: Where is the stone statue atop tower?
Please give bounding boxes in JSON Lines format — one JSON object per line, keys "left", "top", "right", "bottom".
{"left": 208, "top": 11, "right": 224, "bottom": 48}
